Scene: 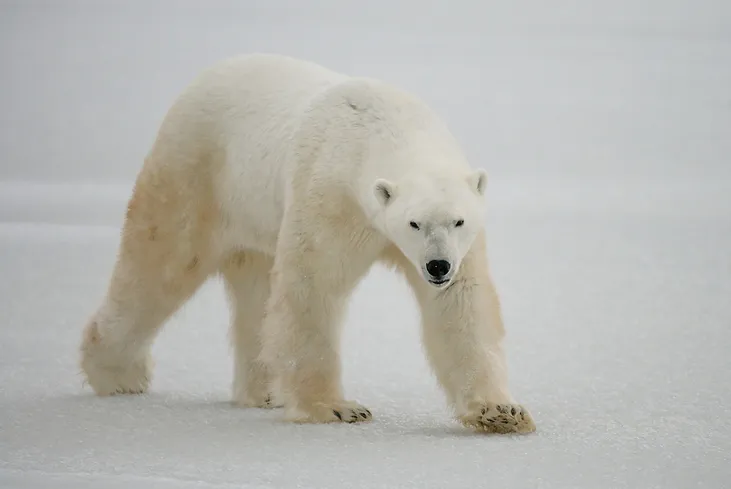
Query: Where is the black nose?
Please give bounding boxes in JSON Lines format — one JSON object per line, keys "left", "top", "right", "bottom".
{"left": 426, "top": 260, "right": 451, "bottom": 278}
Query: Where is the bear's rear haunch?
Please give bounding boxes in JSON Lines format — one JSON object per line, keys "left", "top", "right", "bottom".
{"left": 79, "top": 53, "right": 536, "bottom": 434}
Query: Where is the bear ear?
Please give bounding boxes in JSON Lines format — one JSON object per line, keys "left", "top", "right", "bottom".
{"left": 468, "top": 169, "right": 488, "bottom": 197}
{"left": 373, "top": 179, "right": 396, "bottom": 207}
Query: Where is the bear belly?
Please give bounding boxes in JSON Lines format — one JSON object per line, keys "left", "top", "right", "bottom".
{"left": 215, "top": 169, "right": 287, "bottom": 257}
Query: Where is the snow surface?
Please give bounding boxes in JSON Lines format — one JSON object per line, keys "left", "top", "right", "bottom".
{"left": 2, "top": 1, "right": 731, "bottom": 488}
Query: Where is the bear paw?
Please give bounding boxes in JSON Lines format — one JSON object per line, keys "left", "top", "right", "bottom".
{"left": 79, "top": 322, "right": 152, "bottom": 396}
{"left": 286, "top": 400, "right": 372, "bottom": 424}
{"left": 460, "top": 402, "right": 536, "bottom": 434}
{"left": 80, "top": 354, "right": 152, "bottom": 396}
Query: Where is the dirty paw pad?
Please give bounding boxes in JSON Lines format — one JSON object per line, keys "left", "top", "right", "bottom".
{"left": 461, "top": 402, "right": 536, "bottom": 434}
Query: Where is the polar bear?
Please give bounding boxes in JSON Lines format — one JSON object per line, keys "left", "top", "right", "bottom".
{"left": 79, "top": 53, "right": 535, "bottom": 434}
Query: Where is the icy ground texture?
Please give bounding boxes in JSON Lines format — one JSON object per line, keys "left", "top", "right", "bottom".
{"left": 1, "top": 179, "right": 730, "bottom": 489}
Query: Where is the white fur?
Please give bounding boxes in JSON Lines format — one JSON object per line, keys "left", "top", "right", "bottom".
{"left": 79, "top": 54, "right": 535, "bottom": 434}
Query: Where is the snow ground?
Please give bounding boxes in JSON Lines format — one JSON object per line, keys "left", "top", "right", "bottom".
{"left": 2, "top": 1, "right": 731, "bottom": 488}
{"left": 1, "top": 180, "right": 730, "bottom": 489}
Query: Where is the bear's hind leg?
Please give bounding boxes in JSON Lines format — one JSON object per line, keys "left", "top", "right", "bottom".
{"left": 220, "top": 250, "right": 282, "bottom": 408}
{"left": 80, "top": 172, "right": 217, "bottom": 396}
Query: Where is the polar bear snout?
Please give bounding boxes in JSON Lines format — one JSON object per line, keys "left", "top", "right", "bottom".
{"left": 424, "top": 259, "right": 454, "bottom": 287}
{"left": 426, "top": 259, "right": 451, "bottom": 283}
{"left": 426, "top": 259, "right": 450, "bottom": 278}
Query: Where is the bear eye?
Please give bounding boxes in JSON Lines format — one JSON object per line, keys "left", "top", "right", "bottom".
{"left": 409, "top": 221, "right": 420, "bottom": 230}
{"left": 455, "top": 219, "right": 465, "bottom": 227}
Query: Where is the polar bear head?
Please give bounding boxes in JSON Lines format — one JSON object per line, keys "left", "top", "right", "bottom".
{"left": 372, "top": 169, "right": 488, "bottom": 288}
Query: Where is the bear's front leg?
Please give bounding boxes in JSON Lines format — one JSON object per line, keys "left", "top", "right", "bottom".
{"left": 407, "top": 234, "right": 536, "bottom": 434}
{"left": 259, "top": 214, "right": 380, "bottom": 424}
{"left": 260, "top": 267, "right": 373, "bottom": 424}
{"left": 422, "top": 282, "right": 536, "bottom": 433}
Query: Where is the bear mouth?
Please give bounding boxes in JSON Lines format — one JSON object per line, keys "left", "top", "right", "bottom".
{"left": 429, "top": 279, "right": 450, "bottom": 287}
